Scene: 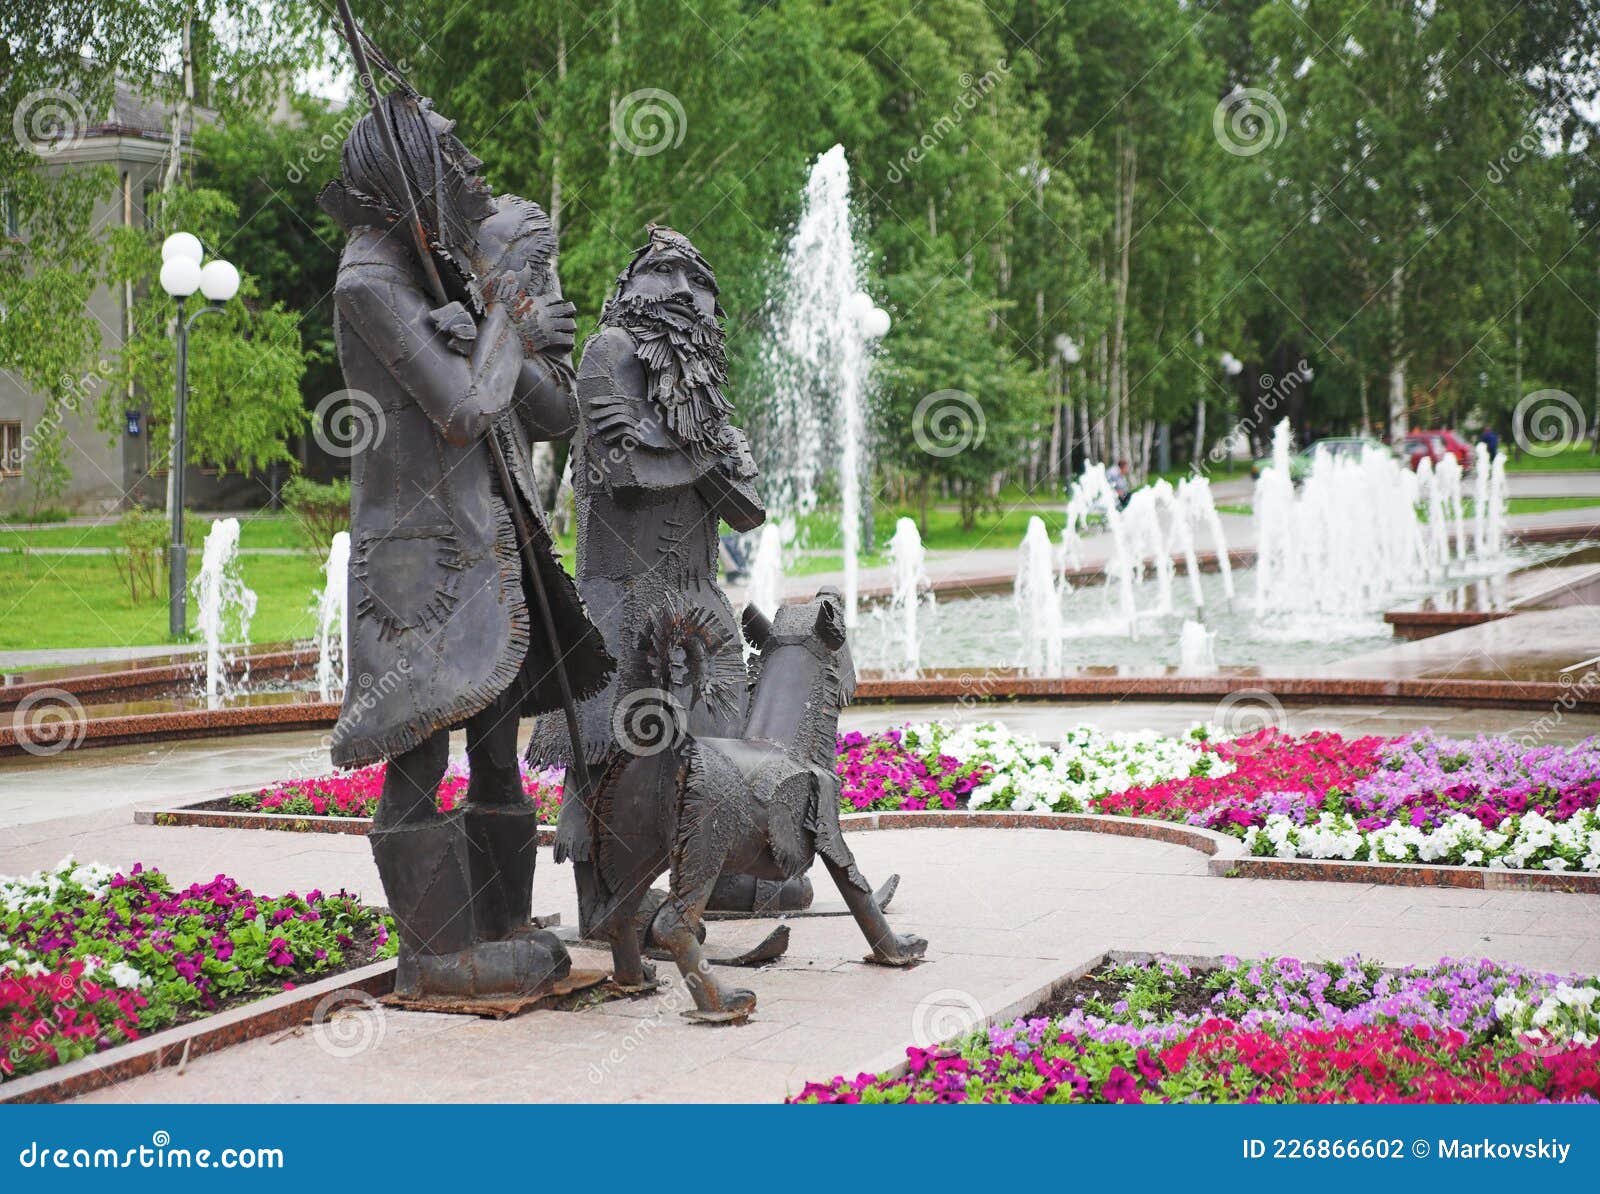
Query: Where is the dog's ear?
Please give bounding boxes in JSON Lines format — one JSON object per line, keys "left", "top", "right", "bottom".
{"left": 814, "top": 592, "right": 847, "bottom": 650}
{"left": 742, "top": 604, "right": 773, "bottom": 651}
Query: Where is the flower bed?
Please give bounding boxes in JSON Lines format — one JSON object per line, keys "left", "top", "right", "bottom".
{"left": 231, "top": 757, "right": 565, "bottom": 821}
{"left": 216, "top": 723, "right": 1600, "bottom": 874}
{"left": 792, "top": 954, "right": 1600, "bottom": 1104}
{"left": 1, "top": 858, "right": 396, "bottom": 1082}
{"left": 897, "top": 721, "right": 1235, "bottom": 813}
{"left": 835, "top": 728, "right": 988, "bottom": 812}
{"left": 1240, "top": 730, "right": 1600, "bottom": 872}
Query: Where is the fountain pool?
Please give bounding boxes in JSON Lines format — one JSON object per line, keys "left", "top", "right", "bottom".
{"left": 852, "top": 541, "right": 1583, "bottom": 677}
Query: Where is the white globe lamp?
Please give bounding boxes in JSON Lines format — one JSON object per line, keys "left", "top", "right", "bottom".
{"left": 159, "top": 256, "right": 202, "bottom": 298}
{"left": 161, "top": 232, "right": 203, "bottom": 264}
{"left": 199, "top": 259, "right": 241, "bottom": 302}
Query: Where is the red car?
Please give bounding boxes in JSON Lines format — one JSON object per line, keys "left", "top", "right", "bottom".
{"left": 1403, "top": 429, "right": 1473, "bottom": 471}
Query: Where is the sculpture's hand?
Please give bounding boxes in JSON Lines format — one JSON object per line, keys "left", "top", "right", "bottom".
{"left": 513, "top": 293, "right": 578, "bottom": 357}
{"left": 587, "top": 393, "right": 640, "bottom": 445}
{"left": 723, "top": 426, "right": 758, "bottom": 480}
{"left": 428, "top": 301, "right": 478, "bottom": 356}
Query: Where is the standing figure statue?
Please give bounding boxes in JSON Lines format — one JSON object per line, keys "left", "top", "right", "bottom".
{"left": 528, "top": 227, "right": 809, "bottom": 949}
{"left": 320, "top": 89, "right": 613, "bottom": 1009}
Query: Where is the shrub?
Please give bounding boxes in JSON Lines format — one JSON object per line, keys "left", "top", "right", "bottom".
{"left": 281, "top": 476, "right": 350, "bottom": 558}
{"left": 110, "top": 506, "right": 169, "bottom": 602}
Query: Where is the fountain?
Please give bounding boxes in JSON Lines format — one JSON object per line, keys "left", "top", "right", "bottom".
{"left": 1178, "top": 618, "right": 1217, "bottom": 673}
{"left": 192, "top": 517, "right": 257, "bottom": 707}
{"left": 742, "top": 522, "right": 786, "bottom": 618}
{"left": 1015, "top": 515, "right": 1063, "bottom": 675}
{"left": 1484, "top": 452, "right": 1508, "bottom": 559}
{"left": 1252, "top": 418, "right": 1430, "bottom": 620}
{"left": 1065, "top": 463, "right": 1138, "bottom": 636}
{"left": 881, "top": 517, "right": 931, "bottom": 677}
{"left": 1437, "top": 454, "right": 1467, "bottom": 562}
{"left": 1122, "top": 483, "right": 1176, "bottom": 615}
{"left": 755, "top": 145, "right": 883, "bottom": 627}
{"left": 316, "top": 531, "right": 350, "bottom": 701}
{"left": 755, "top": 145, "right": 884, "bottom": 627}
{"left": 1176, "top": 475, "right": 1235, "bottom": 603}
{"left": 1473, "top": 443, "right": 1490, "bottom": 557}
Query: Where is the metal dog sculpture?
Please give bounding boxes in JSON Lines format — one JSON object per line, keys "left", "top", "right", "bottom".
{"left": 586, "top": 588, "right": 927, "bottom": 1022}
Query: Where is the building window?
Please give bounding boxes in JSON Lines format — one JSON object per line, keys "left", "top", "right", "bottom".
{"left": 1, "top": 421, "right": 22, "bottom": 476}
{"left": 0, "top": 191, "right": 18, "bottom": 238}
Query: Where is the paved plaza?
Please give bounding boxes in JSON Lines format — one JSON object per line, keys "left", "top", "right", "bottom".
{"left": 5, "top": 698, "right": 1597, "bottom": 1104}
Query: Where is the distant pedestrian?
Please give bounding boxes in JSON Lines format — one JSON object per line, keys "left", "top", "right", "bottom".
{"left": 1480, "top": 427, "right": 1499, "bottom": 461}
{"left": 1110, "top": 458, "right": 1132, "bottom": 508}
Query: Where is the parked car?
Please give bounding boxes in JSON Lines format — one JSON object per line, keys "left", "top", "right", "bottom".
{"left": 1250, "top": 436, "right": 1393, "bottom": 482}
{"left": 1403, "top": 429, "right": 1474, "bottom": 471}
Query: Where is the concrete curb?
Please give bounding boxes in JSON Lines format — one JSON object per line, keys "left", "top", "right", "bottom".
{"left": 143, "top": 800, "right": 1597, "bottom": 894}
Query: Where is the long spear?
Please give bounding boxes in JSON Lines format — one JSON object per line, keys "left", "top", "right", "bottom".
{"left": 333, "top": 0, "right": 595, "bottom": 810}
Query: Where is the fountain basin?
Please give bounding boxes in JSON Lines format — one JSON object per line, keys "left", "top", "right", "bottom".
{"left": 1, "top": 644, "right": 319, "bottom": 713}
{"left": 7, "top": 523, "right": 1600, "bottom": 757}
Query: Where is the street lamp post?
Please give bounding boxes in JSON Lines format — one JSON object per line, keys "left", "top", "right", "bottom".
{"left": 1054, "top": 334, "right": 1080, "bottom": 484}
{"left": 158, "top": 233, "right": 240, "bottom": 639}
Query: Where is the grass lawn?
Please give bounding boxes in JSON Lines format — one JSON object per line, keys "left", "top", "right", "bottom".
{"left": 1208, "top": 495, "right": 1600, "bottom": 519}
{"left": 0, "top": 551, "right": 327, "bottom": 651}
{"left": 0, "top": 512, "right": 312, "bottom": 552}
{"left": 797, "top": 504, "right": 1066, "bottom": 555}
{"left": 1504, "top": 444, "right": 1600, "bottom": 472}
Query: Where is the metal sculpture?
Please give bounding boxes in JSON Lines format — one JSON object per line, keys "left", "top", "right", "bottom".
{"left": 323, "top": 7, "right": 612, "bottom": 1010}
{"left": 581, "top": 589, "right": 927, "bottom": 1021}
{"left": 527, "top": 226, "right": 809, "bottom": 946}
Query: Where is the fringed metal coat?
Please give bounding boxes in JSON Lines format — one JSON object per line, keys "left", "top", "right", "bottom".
{"left": 327, "top": 228, "right": 612, "bottom": 769}
{"left": 526, "top": 325, "right": 764, "bottom": 773}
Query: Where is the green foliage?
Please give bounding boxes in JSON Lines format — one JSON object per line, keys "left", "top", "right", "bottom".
{"left": 280, "top": 475, "right": 350, "bottom": 557}
{"left": 106, "top": 185, "right": 310, "bottom": 478}
{"left": 111, "top": 506, "right": 169, "bottom": 602}
{"left": 4, "top": 0, "right": 1598, "bottom": 517}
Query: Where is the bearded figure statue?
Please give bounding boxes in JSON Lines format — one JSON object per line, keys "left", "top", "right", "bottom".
{"left": 319, "top": 90, "right": 613, "bottom": 1009}
{"left": 528, "top": 227, "right": 811, "bottom": 948}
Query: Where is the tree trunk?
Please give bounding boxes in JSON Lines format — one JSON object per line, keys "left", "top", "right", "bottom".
{"left": 1593, "top": 244, "right": 1600, "bottom": 453}
{"left": 1386, "top": 262, "right": 1408, "bottom": 442}
{"left": 549, "top": 8, "right": 567, "bottom": 264}
{"left": 163, "top": 8, "right": 195, "bottom": 518}
{"left": 1108, "top": 134, "right": 1135, "bottom": 468}
{"left": 1192, "top": 394, "right": 1206, "bottom": 470}
{"left": 1513, "top": 257, "right": 1523, "bottom": 407}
